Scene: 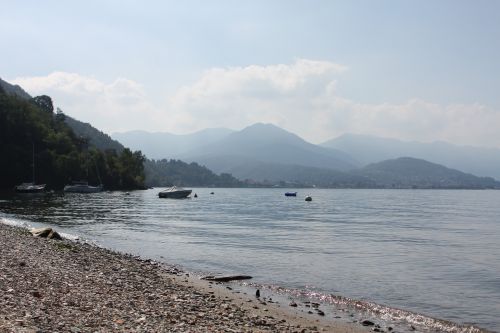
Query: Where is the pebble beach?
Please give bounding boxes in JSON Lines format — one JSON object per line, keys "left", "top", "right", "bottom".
{"left": 0, "top": 223, "right": 368, "bottom": 333}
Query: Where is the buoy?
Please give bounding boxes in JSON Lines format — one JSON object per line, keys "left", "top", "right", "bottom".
{"left": 305, "top": 196, "right": 312, "bottom": 202}
{"left": 210, "top": 192, "right": 214, "bottom": 195}
{"left": 194, "top": 193, "right": 198, "bottom": 198}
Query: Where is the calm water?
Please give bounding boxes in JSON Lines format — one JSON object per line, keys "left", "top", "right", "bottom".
{"left": 1, "top": 189, "right": 499, "bottom": 332}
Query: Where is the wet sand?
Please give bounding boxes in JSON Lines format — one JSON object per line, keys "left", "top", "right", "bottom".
{"left": 0, "top": 223, "right": 369, "bottom": 332}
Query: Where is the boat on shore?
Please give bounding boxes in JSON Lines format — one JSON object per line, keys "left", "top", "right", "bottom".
{"left": 158, "top": 186, "right": 192, "bottom": 199}
{"left": 285, "top": 192, "right": 297, "bottom": 197}
{"left": 64, "top": 181, "right": 103, "bottom": 193}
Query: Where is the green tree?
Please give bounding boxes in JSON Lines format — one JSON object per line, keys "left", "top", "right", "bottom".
{"left": 32, "top": 95, "right": 54, "bottom": 113}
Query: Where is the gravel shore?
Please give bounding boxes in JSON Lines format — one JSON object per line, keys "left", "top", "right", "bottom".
{"left": 0, "top": 223, "right": 368, "bottom": 332}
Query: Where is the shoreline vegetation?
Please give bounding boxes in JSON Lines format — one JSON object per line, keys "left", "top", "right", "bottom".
{"left": 0, "top": 223, "right": 368, "bottom": 333}
{"left": 0, "top": 91, "right": 146, "bottom": 192}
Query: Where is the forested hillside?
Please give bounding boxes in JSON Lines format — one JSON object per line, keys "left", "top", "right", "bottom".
{"left": 0, "top": 88, "right": 145, "bottom": 190}
{"left": 354, "top": 157, "right": 500, "bottom": 189}
{"left": 0, "top": 78, "right": 31, "bottom": 99}
{"left": 144, "top": 159, "right": 243, "bottom": 187}
{"left": 65, "top": 115, "right": 124, "bottom": 152}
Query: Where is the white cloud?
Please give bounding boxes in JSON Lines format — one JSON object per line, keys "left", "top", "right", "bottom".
{"left": 168, "top": 59, "right": 348, "bottom": 133}
{"left": 10, "top": 60, "right": 500, "bottom": 148}
{"left": 167, "top": 59, "right": 500, "bottom": 147}
{"left": 313, "top": 97, "right": 500, "bottom": 146}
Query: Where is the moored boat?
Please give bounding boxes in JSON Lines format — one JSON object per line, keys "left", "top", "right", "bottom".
{"left": 64, "top": 181, "right": 103, "bottom": 193}
{"left": 15, "top": 143, "right": 46, "bottom": 194}
{"left": 158, "top": 186, "right": 192, "bottom": 199}
{"left": 64, "top": 149, "right": 103, "bottom": 193}
{"left": 15, "top": 182, "right": 46, "bottom": 193}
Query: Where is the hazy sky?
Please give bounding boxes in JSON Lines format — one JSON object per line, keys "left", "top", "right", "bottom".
{"left": 2, "top": 0, "right": 500, "bottom": 146}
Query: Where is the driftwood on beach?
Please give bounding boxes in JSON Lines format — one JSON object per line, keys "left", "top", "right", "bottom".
{"left": 201, "top": 275, "right": 253, "bottom": 282}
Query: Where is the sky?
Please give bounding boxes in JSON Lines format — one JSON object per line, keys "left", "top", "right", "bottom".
{"left": 1, "top": 0, "right": 500, "bottom": 147}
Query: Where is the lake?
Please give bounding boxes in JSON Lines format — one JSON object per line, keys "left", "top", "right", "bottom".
{"left": 1, "top": 188, "right": 499, "bottom": 332}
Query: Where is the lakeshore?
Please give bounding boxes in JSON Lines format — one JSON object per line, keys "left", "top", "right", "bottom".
{"left": 1, "top": 189, "right": 499, "bottom": 332}
{"left": 0, "top": 223, "right": 369, "bottom": 332}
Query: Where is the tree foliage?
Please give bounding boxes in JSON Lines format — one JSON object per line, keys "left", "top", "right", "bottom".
{"left": 0, "top": 92, "right": 145, "bottom": 190}
{"left": 32, "top": 95, "right": 54, "bottom": 113}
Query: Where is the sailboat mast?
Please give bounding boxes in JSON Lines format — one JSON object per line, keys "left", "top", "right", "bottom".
{"left": 32, "top": 142, "right": 35, "bottom": 184}
{"left": 95, "top": 158, "right": 102, "bottom": 185}
{"left": 86, "top": 152, "right": 89, "bottom": 179}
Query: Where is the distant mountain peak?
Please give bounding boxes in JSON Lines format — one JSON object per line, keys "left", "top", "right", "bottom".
{"left": 234, "top": 123, "right": 305, "bottom": 144}
{"left": 240, "top": 122, "right": 289, "bottom": 133}
{"left": 112, "top": 127, "right": 234, "bottom": 159}
{"left": 367, "top": 156, "right": 441, "bottom": 169}
{"left": 182, "top": 122, "right": 360, "bottom": 177}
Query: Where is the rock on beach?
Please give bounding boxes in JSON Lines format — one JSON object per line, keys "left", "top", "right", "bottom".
{"left": 30, "top": 227, "right": 62, "bottom": 240}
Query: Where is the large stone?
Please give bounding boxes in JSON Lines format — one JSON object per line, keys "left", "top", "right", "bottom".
{"left": 30, "top": 227, "right": 62, "bottom": 240}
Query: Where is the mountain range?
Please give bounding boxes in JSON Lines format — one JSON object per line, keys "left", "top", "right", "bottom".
{"left": 2, "top": 76, "right": 499, "bottom": 189}
{"left": 114, "top": 124, "right": 500, "bottom": 184}
{"left": 181, "top": 123, "right": 358, "bottom": 173}
{"left": 114, "top": 123, "right": 362, "bottom": 183}
{"left": 322, "top": 133, "right": 500, "bottom": 180}
{"left": 113, "top": 128, "right": 233, "bottom": 159}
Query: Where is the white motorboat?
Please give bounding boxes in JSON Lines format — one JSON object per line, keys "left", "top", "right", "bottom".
{"left": 158, "top": 186, "right": 192, "bottom": 198}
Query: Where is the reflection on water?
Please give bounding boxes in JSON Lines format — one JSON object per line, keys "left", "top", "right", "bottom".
{"left": 1, "top": 188, "right": 499, "bottom": 332}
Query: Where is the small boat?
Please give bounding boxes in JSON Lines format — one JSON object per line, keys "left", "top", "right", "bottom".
{"left": 285, "top": 192, "right": 297, "bottom": 197}
{"left": 15, "top": 143, "right": 46, "bottom": 194}
{"left": 305, "top": 195, "right": 312, "bottom": 202}
{"left": 64, "top": 150, "right": 104, "bottom": 193}
{"left": 15, "top": 182, "right": 46, "bottom": 193}
{"left": 64, "top": 181, "right": 103, "bottom": 193}
{"left": 158, "top": 186, "right": 192, "bottom": 199}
